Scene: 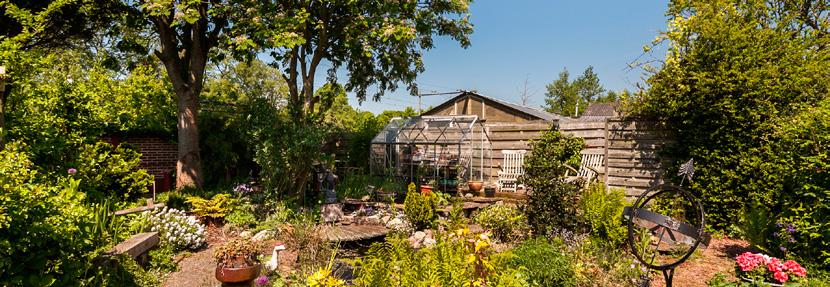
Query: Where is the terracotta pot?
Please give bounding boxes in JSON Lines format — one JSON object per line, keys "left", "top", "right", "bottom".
{"left": 467, "top": 181, "right": 483, "bottom": 193}
{"left": 215, "top": 263, "right": 261, "bottom": 286}
{"left": 420, "top": 185, "right": 434, "bottom": 194}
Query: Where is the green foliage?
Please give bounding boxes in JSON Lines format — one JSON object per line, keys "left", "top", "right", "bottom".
{"left": 506, "top": 237, "right": 576, "bottom": 287}
{"left": 148, "top": 244, "right": 177, "bottom": 274}
{"left": 352, "top": 231, "right": 527, "bottom": 287}
{"left": 579, "top": 183, "right": 627, "bottom": 245}
{"left": 157, "top": 192, "right": 188, "bottom": 211}
{"left": 403, "top": 191, "right": 437, "bottom": 230}
{"left": 186, "top": 193, "right": 236, "bottom": 220}
{"left": 522, "top": 127, "right": 585, "bottom": 234}
{"left": 226, "top": 203, "right": 258, "bottom": 229}
{"left": 633, "top": 0, "right": 830, "bottom": 268}
{"left": 73, "top": 142, "right": 154, "bottom": 201}
{"left": 214, "top": 238, "right": 262, "bottom": 267}
{"left": 544, "top": 66, "right": 607, "bottom": 117}
{"left": 0, "top": 142, "right": 99, "bottom": 286}
{"left": 474, "top": 204, "right": 529, "bottom": 242}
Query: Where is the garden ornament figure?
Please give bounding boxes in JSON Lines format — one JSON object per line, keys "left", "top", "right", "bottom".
{"left": 623, "top": 158, "right": 710, "bottom": 287}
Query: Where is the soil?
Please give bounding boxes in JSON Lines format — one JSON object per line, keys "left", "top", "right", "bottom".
{"left": 649, "top": 237, "right": 750, "bottom": 287}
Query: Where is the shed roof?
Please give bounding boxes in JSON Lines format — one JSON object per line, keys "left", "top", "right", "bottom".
{"left": 423, "top": 91, "right": 560, "bottom": 122}
{"left": 582, "top": 102, "right": 619, "bottom": 117}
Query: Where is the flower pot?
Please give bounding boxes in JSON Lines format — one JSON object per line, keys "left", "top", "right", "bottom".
{"left": 216, "top": 263, "right": 262, "bottom": 286}
{"left": 740, "top": 277, "right": 785, "bottom": 287}
{"left": 420, "top": 185, "right": 434, "bottom": 194}
{"left": 467, "top": 181, "right": 484, "bottom": 193}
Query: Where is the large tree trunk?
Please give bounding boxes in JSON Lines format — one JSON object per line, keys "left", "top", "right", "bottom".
{"left": 175, "top": 87, "right": 203, "bottom": 189}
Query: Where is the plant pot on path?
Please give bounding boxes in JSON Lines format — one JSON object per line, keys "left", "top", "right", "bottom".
{"left": 467, "top": 181, "right": 483, "bottom": 194}
{"left": 215, "top": 264, "right": 262, "bottom": 287}
{"left": 483, "top": 185, "right": 496, "bottom": 197}
{"left": 420, "top": 185, "right": 434, "bottom": 194}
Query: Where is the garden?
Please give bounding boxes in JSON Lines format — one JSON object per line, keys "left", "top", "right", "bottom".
{"left": 1, "top": 0, "right": 829, "bottom": 287}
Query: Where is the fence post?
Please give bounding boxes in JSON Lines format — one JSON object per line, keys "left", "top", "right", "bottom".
{"left": 604, "top": 118, "right": 610, "bottom": 191}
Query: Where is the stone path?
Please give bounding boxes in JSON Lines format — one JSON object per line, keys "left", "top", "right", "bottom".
{"left": 163, "top": 245, "right": 218, "bottom": 287}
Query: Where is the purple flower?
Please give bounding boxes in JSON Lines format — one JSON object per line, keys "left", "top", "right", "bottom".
{"left": 780, "top": 246, "right": 787, "bottom": 252}
{"left": 789, "top": 237, "right": 796, "bottom": 243}
{"left": 773, "top": 232, "right": 780, "bottom": 238}
{"left": 786, "top": 224, "right": 796, "bottom": 233}
{"left": 254, "top": 275, "right": 269, "bottom": 286}
{"left": 67, "top": 168, "right": 77, "bottom": 175}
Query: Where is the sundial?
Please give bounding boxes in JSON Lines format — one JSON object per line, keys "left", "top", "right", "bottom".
{"left": 623, "top": 159, "right": 711, "bottom": 287}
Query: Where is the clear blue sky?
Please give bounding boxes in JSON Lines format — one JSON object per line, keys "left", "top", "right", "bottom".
{"left": 348, "top": 1, "right": 670, "bottom": 114}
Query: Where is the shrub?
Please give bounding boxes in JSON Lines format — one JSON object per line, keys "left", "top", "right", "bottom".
{"left": 403, "top": 190, "right": 436, "bottom": 230}
{"left": 186, "top": 193, "right": 235, "bottom": 221}
{"left": 73, "top": 142, "right": 154, "bottom": 201}
{"left": 352, "top": 230, "right": 526, "bottom": 287}
{"left": 474, "top": 204, "right": 529, "bottom": 242}
{"left": 0, "top": 143, "right": 99, "bottom": 286}
{"left": 522, "top": 127, "right": 585, "bottom": 235}
{"left": 580, "top": 183, "right": 627, "bottom": 245}
{"left": 142, "top": 207, "right": 206, "bottom": 250}
{"left": 506, "top": 237, "right": 576, "bottom": 287}
{"left": 157, "top": 191, "right": 188, "bottom": 211}
{"left": 227, "top": 208, "right": 258, "bottom": 229}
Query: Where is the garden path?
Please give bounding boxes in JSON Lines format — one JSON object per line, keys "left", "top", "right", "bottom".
{"left": 650, "top": 237, "right": 749, "bottom": 287}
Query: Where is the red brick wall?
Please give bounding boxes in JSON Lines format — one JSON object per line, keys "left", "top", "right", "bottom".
{"left": 102, "top": 136, "right": 177, "bottom": 192}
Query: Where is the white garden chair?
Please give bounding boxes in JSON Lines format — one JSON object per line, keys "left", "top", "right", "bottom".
{"left": 565, "top": 152, "right": 604, "bottom": 187}
{"left": 497, "top": 150, "right": 526, "bottom": 192}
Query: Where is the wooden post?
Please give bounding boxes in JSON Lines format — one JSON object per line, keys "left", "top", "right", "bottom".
{"left": 604, "top": 118, "right": 610, "bottom": 191}
{"left": 0, "top": 66, "right": 6, "bottom": 148}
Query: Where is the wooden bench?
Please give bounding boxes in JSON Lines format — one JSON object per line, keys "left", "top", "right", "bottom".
{"left": 108, "top": 232, "right": 160, "bottom": 259}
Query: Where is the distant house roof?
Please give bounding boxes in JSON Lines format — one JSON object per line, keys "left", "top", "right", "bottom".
{"left": 423, "top": 91, "right": 560, "bottom": 121}
{"left": 582, "top": 102, "right": 619, "bottom": 117}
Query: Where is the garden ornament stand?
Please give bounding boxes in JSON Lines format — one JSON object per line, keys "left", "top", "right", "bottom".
{"left": 623, "top": 159, "right": 711, "bottom": 287}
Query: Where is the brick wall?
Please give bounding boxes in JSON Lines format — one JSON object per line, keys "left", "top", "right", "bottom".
{"left": 102, "top": 135, "right": 177, "bottom": 192}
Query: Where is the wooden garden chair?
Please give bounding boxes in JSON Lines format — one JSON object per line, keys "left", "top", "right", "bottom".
{"left": 564, "top": 152, "right": 604, "bottom": 187}
{"left": 497, "top": 150, "right": 526, "bottom": 192}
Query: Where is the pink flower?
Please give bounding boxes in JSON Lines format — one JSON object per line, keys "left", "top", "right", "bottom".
{"left": 784, "top": 260, "right": 807, "bottom": 277}
{"left": 774, "top": 271, "right": 789, "bottom": 283}
{"left": 766, "top": 257, "right": 785, "bottom": 273}
{"left": 254, "top": 275, "right": 269, "bottom": 286}
{"left": 67, "top": 168, "right": 77, "bottom": 175}
{"left": 736, "top": 252, "right": 762, "bottom": 271}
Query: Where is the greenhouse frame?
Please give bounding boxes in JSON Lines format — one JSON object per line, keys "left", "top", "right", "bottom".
{"left": 369, "top": 115, "right": 493, "bottom": 193}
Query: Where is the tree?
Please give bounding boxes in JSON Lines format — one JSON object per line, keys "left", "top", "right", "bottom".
{"left": 631, "top": 0, "right": 829, "bottom": 265}
{"left": 0, "top": 0, "right": 122, "bottom": 147}
{"left": 253, "top": 1, "right": 473, "bottom": 121}
{"left": 122, "top": 0, "right": 280, "bottom": 189}
{"left": 543, "top": 66, "right": 606, "bottom": 117}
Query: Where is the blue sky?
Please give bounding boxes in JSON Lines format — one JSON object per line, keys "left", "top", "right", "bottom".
{"left": 347, "top": 1, "right": 670, "bottom": 114}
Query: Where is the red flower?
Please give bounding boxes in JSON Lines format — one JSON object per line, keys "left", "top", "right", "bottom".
{"left": 736, "top": 252, "right": 762, "bottom": 271}
{"left": 774, "top": 271, "right": 789, "bottom": 283}
{"left": 766, "top": 257, "right": 785, "bottom": 273}
{"left": 784, "top": 260, "right": 807, "bottom": 277}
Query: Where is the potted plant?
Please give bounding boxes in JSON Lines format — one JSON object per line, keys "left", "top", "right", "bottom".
{"left": 467, "top": 180, "right": 484, "bottom": 194}
{"left": 420, "top": 179, "right": 436, "bottom": 194}
{"left": 215, "top": 238, "right": 263, "bottom": 286}
{"left": 483, "top": 184, "right": 496, "bottom": 197}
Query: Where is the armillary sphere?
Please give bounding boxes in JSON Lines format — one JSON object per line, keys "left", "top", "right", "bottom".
{"left": 623, "top": 159, "right": 710, "bottom": 287}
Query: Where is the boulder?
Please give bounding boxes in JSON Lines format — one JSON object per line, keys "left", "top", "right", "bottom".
{"left": 321, "top": 203, "right": 344, "bottom": 223}
{"left": 239, "top": 230, "right": 252, "bottom": 238}
{"left": 340, "top": 215, "right": 355, "bottom": 225}
{"left": 364, "top": 215, "right": 382, "bottom": 225}
{"left": 252, "top": 230, "right": 273, "bottom": 242}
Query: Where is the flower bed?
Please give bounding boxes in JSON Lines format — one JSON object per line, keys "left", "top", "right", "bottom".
{"left": 736, "top": 252, "right": 807, "bottom": 284}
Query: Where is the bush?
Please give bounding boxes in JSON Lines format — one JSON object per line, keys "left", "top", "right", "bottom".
{"left": 352, "top": 230, "right": 526, "bottom": 287}
{"left": 141, "top": 207, "right": 206, "bottom": 250}
{"left": 73, "top": 142, "right": 154, "bottom": 201}
{"left": 580, "top": 183, "right": 627, "bottom": 245}
{"left": 506, "top": 237, "right": 575, "bottom": 287}
{"left": 522, "top": 127, "right": 585, "bottom": 235}
{"left": 474, "top": 204, "right": 529, "bottom": 242}
{"left": 0, "top": 143, "right": 99, "bottom": 286}
{"left": 403, "top": 190, "right": 436, "bottom": 230}
{"left": 186, "top": 193, "right": 236, "bottom": 221}
{"left": 226, "top": 206, "right": 258, "bottom": 229}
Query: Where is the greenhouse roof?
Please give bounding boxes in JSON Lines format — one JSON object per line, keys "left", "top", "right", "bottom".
{"left": 370, "top": 115, "right": 484, "bottom": 145}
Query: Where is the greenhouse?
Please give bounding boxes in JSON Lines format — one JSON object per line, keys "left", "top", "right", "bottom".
{"left": 369, "top": 115, "right": 493, "bottom": 193}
